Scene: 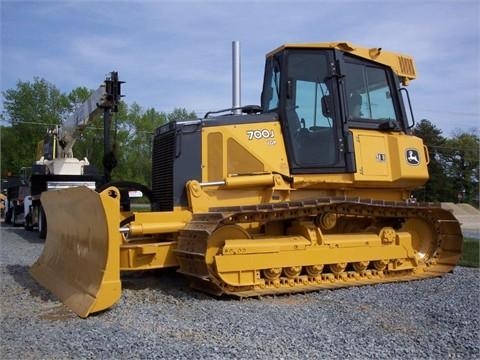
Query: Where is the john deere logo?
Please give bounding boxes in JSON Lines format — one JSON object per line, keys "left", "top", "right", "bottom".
{"left": 406, "top": 149, "right": 420, "bottom": 165}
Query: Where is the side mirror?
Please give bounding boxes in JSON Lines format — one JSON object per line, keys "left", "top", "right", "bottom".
{"left": 287, "top": 80, "right": 293, "bottom": 99}
{"left": 400, "top": 88, "right": 415, "bottom": 128}
{"left": 321, "top": 95, "right": 333, "bottom": 117}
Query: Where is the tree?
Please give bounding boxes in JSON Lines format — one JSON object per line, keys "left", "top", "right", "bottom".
{"left": 67, "top": 86, "right": 92, "bottom": 111}
{"left": 112, "top": 105, "right": 196, "bottom": 186}
{"left": 443, "top": 130, "right": 479, "bottom": 205}
{"left": 412, "top": 119, "right": 454, "bottom": 202}
{"left": 113, "top": 103, "right": 166, "bottom": 185}
{"left": 1, "top": 78, "right": 70, "bottom": 176}
{"left": 167, "top": 108, "right": 197, "bottom": 123}
{"left": 412, "top": 120, "right": 479, "bottom": 206}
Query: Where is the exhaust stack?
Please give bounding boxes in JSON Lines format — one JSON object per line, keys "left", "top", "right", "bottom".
{"left": 232, "top": 41, "right": 241, "bottom": 114}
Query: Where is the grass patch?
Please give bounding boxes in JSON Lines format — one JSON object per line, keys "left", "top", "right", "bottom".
{"left": 459, "top": 237, "right": 479, "bottom": 268}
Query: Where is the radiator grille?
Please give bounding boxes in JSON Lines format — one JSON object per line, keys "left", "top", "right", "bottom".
{"left": 152, "top": 128, "right": 176, "bottom": 211}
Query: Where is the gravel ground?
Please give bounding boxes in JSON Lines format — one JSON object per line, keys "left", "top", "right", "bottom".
{"left": 1, "top": 223, "right": 479, "bottom": 360}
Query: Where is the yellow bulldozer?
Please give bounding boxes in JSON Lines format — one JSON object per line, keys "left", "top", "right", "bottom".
{"left": 30, "top": 42, "right": 463, "bottom": 318}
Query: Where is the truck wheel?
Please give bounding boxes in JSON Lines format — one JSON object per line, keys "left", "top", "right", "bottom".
{"left": 24, "top": 213, "right": 33, "bottom": 231}
{"left": 97, "top": 181, "right": 154, "bottom": 211}
{"left": 12, "top": 207, "right": 18, "bottom": 227}
{"left": 39, "top": 207, "right": 47, "bottom": 239}
{"left": 4, "top": 209, "right": 12, "bottom": 224}
{"left": 12, "top": 204, "right": 24, "bottom": 227}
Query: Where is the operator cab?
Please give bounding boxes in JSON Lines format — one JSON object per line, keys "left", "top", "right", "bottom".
{"left": 261, "top": 43, "right": 411, "bottom": 174}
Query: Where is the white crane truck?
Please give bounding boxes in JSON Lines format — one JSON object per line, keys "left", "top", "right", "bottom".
{"left": 21, "top": 72, "right": 122, "bottom": 237}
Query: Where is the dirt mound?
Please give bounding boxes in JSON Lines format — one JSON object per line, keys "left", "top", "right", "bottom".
{"left": 457, "top": 203, "right": 480, "bottom": 216}
{"left": 441, "top": 203, "right": 480, "bottom": 235}
{"left": 441, "top": 203, "right": 470, "bottom": 216}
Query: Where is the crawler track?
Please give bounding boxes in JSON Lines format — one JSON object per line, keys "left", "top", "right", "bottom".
{"left": 175, "top": 197, "right": 463, "bottom": 297}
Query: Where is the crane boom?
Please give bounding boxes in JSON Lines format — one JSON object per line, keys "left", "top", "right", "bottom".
{"left": 58, "top": 85, "right": 107, "bottom": 156}
{"left": 58, "top": 72, "right": 122, "bottom": 158}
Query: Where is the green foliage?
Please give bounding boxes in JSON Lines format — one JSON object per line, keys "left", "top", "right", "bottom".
{"left": 413, "top": 119, "right": 453, "bottom": 202}
{"left": 167, "top": 108, "right": 197, "bottom": 123}
{"left": 443, "top": 131, "right": 479, "bottom": 204}
{"left": 1, "top": 78, "right": 70, "bottom": 175}
{"left": 459, "top": 238, "right": 479, "bottom": 268}
{"left": 67, "top": 86, "right": 92, "bottom": 110}
{"left": 112, "top": 105, "right": 197, "bottom": 186}
{"left": 114, "top": 103, "right": 167, "bottom": 185}
{"left": 413, "top": 120, "right": 479, "bottom": 206}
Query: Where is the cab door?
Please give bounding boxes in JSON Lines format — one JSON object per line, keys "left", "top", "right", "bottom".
{"left": 279, "top": 49, "right": 351, "bottom": 174}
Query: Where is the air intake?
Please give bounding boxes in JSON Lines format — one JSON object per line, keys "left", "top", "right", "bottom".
{"left": 152, "top": 123, "right": 176, "bottom": 211}
{"left": 151, "top": 121, "right": 202, "bottom": 211}
{"left": 398, "top": 56, "right": 416, "bottom": 78}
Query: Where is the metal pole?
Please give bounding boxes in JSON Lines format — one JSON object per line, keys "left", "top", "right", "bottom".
{"left": 232, "top": 41, "right": 241, "bottom": 114}
{"left": 103, "top": 108, "right": 112, "bottom": 182}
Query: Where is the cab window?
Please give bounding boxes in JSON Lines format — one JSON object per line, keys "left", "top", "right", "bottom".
{"left": 295, "top": 80, "right": 333, "bottom": 130}
{"left": 344, "top": 60, "right": 398, "bottom": 123}
{"left": 261, "top": 56, "right": 281, "bottom": 111}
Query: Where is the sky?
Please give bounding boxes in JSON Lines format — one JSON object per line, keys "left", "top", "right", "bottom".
{"left": 1, "top": 0, "right": 479, "bottom": 137}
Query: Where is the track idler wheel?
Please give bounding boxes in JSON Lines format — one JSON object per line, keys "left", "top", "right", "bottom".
{"left": 205, "top": 225, "right": 251, "bottom": 279}
{"left": 400, "top": 218, "right": 437, "bottom": 263}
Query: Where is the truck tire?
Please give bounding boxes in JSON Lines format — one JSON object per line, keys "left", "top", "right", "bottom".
{"left": 39, "top": 206, "right": 47, "bottom": 239}
{"left": 96, "top": 181, "right": 154, "bottom": 211}
{"left": 12, "top": 204, "right": 24, "bottom": 227}
{"left": 24, "top": 212, "right": 33, "bottom": 231}
{"left": 12, "top": 206, "right": 19, "bottom": 227}
{"left": 4, "top": 208, "right": 12, "bottom": 224}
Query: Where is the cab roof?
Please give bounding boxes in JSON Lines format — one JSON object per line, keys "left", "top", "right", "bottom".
{"left": 268, "top": 41, "right": 416, "bottom": 85}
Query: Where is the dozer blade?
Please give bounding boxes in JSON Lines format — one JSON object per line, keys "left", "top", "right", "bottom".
{"left": 30, "top": 186, "right": 122, "bottom": 318}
